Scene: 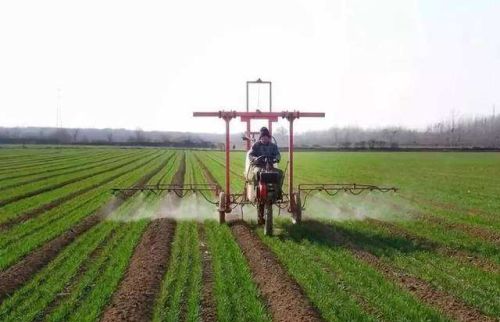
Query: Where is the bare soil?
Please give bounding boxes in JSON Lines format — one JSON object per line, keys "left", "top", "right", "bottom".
{"left": 99, "top": 218, "right": 176, "bottom": 322}
{"left": 100, "top": 153, "right": 185, "bottom": 321}
{"left": 198, "top": 224, "right": 217, "bottom": 322}
{"left": 230, "top": 221, "right": 323, "bottom": 322}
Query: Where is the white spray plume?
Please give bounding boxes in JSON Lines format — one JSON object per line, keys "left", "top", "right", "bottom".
{"left": 98, "top": 195, "right": 121, "bottom": 220}
{"left": 154, "top": 193, "right": 219, "bottom": 221}
{"left": 303, "top": 192, "right": 415, "bottom": 222}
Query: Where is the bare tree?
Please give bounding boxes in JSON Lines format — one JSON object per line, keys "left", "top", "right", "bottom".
{"left": 135, "top": 127, "right": 145, "bottom": 142}
{"left": 72, "top": 128, "right": 80, "bottom": 143}
{"left": 106, "top": 130, "right": 113, "bottom": 143}
{"left": 53, "top": 128, "right": 71, "bottom": 144}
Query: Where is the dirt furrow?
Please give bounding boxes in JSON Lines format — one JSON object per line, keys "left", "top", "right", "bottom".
{"left": 196, "top": 156, "right": 322, "bottom": 321}
{"left": 230, "top": 221, "right": 323, "bottom": 322}
{"left": 0, "top": 157, "right": 170, "bottom": 302}
{"left": 198, "top": 224, "right": 217, "bottom": 322}
{"left": 307, "top": 220, "right": 494, "bottom": 322}
{"left": 100, "top": 219, "right": 176, "bottom": 322}
{"left": 100, "top": 153, "right": 185, "bottom": 322}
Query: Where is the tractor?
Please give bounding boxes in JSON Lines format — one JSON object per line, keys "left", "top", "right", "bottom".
{"left": 113, "top": 79, "right": 397, "bottom": 236}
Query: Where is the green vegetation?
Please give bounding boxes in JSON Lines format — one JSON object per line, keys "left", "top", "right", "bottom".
{"left": 153, "top": 221, "right": 202, "bottom": 322}
{"left": 206, "top": 150, "right": 500, "bottom": 320}
{"left": 0, "top": 147, "right": 498, "bottom": 321}
{"left": 204, "top": 220, "right": 270, "bottom": 322}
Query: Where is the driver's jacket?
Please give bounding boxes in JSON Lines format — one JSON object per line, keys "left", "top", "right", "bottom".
{"left": 248, "top": 141, "right": 281, "bottom": 167}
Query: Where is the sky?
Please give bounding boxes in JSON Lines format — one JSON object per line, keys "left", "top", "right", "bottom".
{"left": 0, "top": 0, "right": 499, "bottom": 134}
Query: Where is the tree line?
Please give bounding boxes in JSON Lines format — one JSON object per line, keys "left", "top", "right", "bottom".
{"left": 1, "top": 113, "right": 499, "bottom": 149}
{"left": 274, "top": 113, "right": 500, "bottom": 149}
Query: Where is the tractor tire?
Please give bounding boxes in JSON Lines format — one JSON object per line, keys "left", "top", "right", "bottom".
{"left": 257, "top": 203, "right": 265, "bottom": 225}
{"left": 292, "top": 193, "right": 302, "bottom": 224}
{"left": 218, "top": 192, "right": 226, "bottom": 224}
{"left": 264, "top": 202, "right": 273, "bottom": 236}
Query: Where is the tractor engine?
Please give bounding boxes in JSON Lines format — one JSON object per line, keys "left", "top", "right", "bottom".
{"left": 257, "top": 170, "right": 280, "bottom": 202}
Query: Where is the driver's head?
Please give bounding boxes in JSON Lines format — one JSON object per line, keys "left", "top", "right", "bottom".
{"left": 259, "top": 127, "right": 271, "bottom": 144}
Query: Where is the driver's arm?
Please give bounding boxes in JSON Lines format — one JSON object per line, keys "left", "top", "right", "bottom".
{"left": 248, "top": 143, "right": 260, "bottom": 163}
{"left": 274, "top": 144, "right": 281, "bottom": 162}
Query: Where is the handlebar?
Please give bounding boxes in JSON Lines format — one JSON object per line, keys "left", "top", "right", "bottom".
{"left": 252, "top": 155, "right": 279, "bottom": 164}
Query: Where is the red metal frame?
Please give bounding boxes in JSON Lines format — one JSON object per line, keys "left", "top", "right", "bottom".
{"left": 193, "top": 110, "right": 325, "bottom": 216}
{"left": 247, "top": 79, "right": 273, "bottom": 146}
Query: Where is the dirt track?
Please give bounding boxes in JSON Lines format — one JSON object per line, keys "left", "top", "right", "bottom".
{"left": 230, "top": 221, "right": 323, "bottom": 322}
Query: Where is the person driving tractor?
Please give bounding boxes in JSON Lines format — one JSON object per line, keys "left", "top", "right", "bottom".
{"left": 247, "top": 126, "right": 284, "bottom": 200}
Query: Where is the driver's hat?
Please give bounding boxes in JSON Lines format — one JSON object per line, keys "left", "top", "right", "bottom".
{"left": 259, "top": 127, "right": 271, "bottom": 138}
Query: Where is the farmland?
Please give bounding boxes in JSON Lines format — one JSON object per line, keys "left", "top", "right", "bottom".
{"left": 0, "top": 146, "right": 499, "bottom": 322}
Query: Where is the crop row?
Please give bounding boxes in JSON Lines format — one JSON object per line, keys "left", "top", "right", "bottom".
{"left": 0, "top": 149, "right": 113, "bottom": 174}
{"left": 0, "top": 150, "right": 162, "bottom": 224}
{"left": 0, "top": 151, "right": 172, "bottom": 270}
{"left": 0, "top": 149, "right": 137, "bottom": 190}
{"left": 202, "top": 150, "right": 499, "bottom": 320}
{"left": 0, "top": 150, "right": 181, "bottom": 321}
{"left": 0, "top": 150, "right": 134, "bottom": 195}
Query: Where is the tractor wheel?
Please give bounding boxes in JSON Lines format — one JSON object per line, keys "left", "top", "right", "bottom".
{"left": 264, "top": 202, "right": 273, "bottom": 236}
{"left": 257, "top": 203, "right": 265, "bottom": 226}
{"left": 292, "top": 193, "right": 302, "bottom": 224}
{"left": 218, "top": 192, "right": 226, "bottom": 224}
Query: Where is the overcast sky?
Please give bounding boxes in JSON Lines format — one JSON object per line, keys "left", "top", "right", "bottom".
{"left": 1, "top": 0, "right": 499, "bottom": 134}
